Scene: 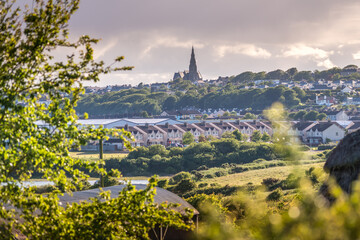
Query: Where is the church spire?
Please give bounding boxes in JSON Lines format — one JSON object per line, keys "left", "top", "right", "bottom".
{"left": 188, "top": 46, "right": 200, "bottom": 81}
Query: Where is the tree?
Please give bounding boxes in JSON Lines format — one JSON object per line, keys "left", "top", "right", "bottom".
{"left": 223, "top": 111, "right": 230, "bottom": 117}
{"left": 183, "top": 132, "right": 195, "bottom": 145}
{"left": 199, "top": 134, "right": 207, "bottom": 142}
{"left": 251, "top": 130, "right": 262, "bottom": 142}
{"left": 304, "top": 110, "right": 319, "bottom": 121}
{"left": 261, "top": 132, "right": 271, "bottom": 142}
{"left": 243, "top": 113, "right": 256, "bottom": 119}
{"left": 0, "top": 1, "right": 192, "bottom": 238}
{"left": 163, "top": 95, "right": 177, "bottom": 110}
{"left": 233, "top": 129, "right": 245, "bottom": 141}
{"left": 141, "top": 110, "right": 149, "bottom": 118}
{"left": 222, "top": 131, "right": 235, "bottom": 139}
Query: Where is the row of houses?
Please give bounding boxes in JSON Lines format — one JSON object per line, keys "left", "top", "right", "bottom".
{"left": 60, "top": 117, "right": 360, "bottom": 150}
{"left": 120, "top": 120, "right": 272, "bottom": 148}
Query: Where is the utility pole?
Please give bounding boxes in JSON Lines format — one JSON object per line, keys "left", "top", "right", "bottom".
{"left": 99, "top": 138, "right": 104, "bottom": 188}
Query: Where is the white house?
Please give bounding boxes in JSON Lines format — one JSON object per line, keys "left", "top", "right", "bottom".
{"left": 305, "top": 122, "right": 345, "bottom": 145}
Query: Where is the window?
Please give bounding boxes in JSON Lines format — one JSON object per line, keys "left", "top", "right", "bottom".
{"left": 336, "top": 132, "right": 338, "bottom": 136}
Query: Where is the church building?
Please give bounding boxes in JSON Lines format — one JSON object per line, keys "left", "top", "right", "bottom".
{"left": 173, "top": 47, "right": 202, "bottom": 82}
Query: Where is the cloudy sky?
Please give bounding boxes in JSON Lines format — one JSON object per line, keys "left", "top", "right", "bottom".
{"left": 67, "top": 0, "right": 360, "bottom": 86}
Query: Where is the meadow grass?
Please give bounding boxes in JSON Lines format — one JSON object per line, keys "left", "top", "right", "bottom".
{"left": 201, "top": 162, "right": 325, "bottom": 187}
{"left": 69, "top": 151, "right": 128, "bottom": 161}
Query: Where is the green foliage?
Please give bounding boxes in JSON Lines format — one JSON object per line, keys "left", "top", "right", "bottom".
{"left": 173, "top": 179, "right": 196, "bottom": 195}
{"left": 266, "top": 188, "right": 284, "bottom": 202}
{"left": 186, "top": 194, "right": 227, "bottom": 219}
{"left": 251, "top": 130, "right": 262, "bottom": 142}
{"left": 22, "top": 179, "right": 194, "bottom": 239}
{"left": 211, "top": 138, "right": 240, "bottom": 155}
{"left": 157, "top": 179, "right": 168, "bottom": 188}
{"left": 0, "top": 1, "right": 192, "bottom": 238}
{"left": 183, "top": 131, "right": 195, "bottom": 145}
{"left": 318, "top": 143, "right": 337, "bottom": 150}
{"left": 262, "top": 178, "right": 281, "bottom": 191}
{"left": 169, "top": 171, "right": 192, "bottom": 185}
{"left": 281, "top": 173, "right": 301, "bottom": 190}
{"left": 233, "top": 129, "right": 245, "bottom": 141}
{"left": 261, "top": 132, "right": 271, "bottom": 142}
{"left": 244, "top": 112, "right": 257, "bottom": 119}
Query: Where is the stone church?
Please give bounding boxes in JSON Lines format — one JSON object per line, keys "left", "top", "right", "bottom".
{"left": 173, "top": 47, "right": 202, "bottom": 82}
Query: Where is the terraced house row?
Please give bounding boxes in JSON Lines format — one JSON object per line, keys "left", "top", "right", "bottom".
{"left": 121, "top": 120, "right": 272, "bottom": 147}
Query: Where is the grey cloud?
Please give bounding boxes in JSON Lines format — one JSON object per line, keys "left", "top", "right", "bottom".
{"left": 66, "top": 0, "right": 360, "bottom": 86}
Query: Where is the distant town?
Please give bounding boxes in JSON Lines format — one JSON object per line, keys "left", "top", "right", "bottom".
{"left": 36, "top": 48, "right": 360, "bottom": 150}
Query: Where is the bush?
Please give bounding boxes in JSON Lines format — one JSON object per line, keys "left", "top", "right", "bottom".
{"left": 318, "top": 143, "right": 336, "bottom": 150}
{"left": 92, "top": 176, "right": 120, "bottom": 188}
{"left": 173, "top": 179, "right": 196, "bottom": 195}
{"left": 299, "top": 145, "right": 311, "bottom": 151}
{"left": 193, "top": 171, "right": 204, "bottom": 181}
{"left": 221, "top": 163, "right": 230, "bottom": 168}
{"left": 168, "top": 171, "right": 191, "bottom": 185}
{"left": 205, "top": 173, "right": 215, "bottom": 179}
{"left": 262, "top": 178, "right": 281, "bottom": 190}
{"left": 197, "top": 165, "right": 209, "bottom": 171}
{"left": 157, "top": 179, "right": 168, "bottom": 188}
{"left": 254, "top": 158, "right": 266, "bottom": 163}
{"left": 214, "top": 171, "right": 228, "bottom": 177}
{"left": 198, "top": 183, "right": 208, "bottom": 188}
{"left": 34, "top": 184, "right": 57, "bottom": 194}
{"left": 281, "top": 173, "right": 300, "bottom": 190}
{"left": 266, "top": 188, "right": 283, "bottom": 201}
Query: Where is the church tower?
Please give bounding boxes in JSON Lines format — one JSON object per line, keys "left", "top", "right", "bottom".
{"left": 173, "top": 47, "right": 202, "bottom": 81}
{"left": 188, "top": 47, "right": 202, "bottom": 82}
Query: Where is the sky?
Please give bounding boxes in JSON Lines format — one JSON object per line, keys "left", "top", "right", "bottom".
{"left": 66, "top": 0, "right": 360, "bottom": 86}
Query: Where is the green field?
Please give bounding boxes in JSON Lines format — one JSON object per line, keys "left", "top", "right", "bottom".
{"left": 69, "top": 151, "right": 128, "bottom": 161}
{"left": 200, "top": 161, "right": 326, "bottom": 187}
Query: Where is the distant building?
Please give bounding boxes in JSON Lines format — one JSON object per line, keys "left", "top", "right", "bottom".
{"left": 173, "top": 47, "right": 202, "bottom": 82}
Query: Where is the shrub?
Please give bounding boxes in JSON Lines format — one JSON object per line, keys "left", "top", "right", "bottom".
{"left": 198, "top": 183, "right": 208, "bottom": 188}
{"left": 221, "top": 163, "right": 230, "bottom": 168}
{"left": 281, "top": 173, "right": 300, "bottom": 190}
{"left": 214, "top": 171, "right": 228, "bottom": 177}
{"left": 168, "top": 171, "right": 191, "bottom": 185}
{"left": 205, "top": 174, "right": 215, "bottom": 179}
{"left": 173, "top": 179, "right": 196, "bottom": 195}
{"left": 34, "top": 184, "right": 57, "bottom": 194}
{"left": 254, "top": 158, "right": 266, "bottom": 163}
{"left": 262, "top": 178, "right": 281, "bottom": 190}
{"left": 266, "top": 188, "right": 283, "bottom": 202}
{"left": 193, "top": 171, "right": 205, "bottom": 181}
{"left": 210, "top": 183, "right": 220, "bottom": 187}
{"left": 318, "top": 143, "right": 336, "bottom": 150}
{"left": 197, "top": 165, "right": 209, "bottom": 171}
{"left": 299, "top": 145, "right": 311, "bottom": 151}
{"left": 157, "top": 179, "right": 168, "bottom": 188}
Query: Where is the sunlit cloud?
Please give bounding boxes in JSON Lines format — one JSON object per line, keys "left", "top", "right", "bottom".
{"left": 141, "top": 37, "right": 205, "bottom": 58}
{"left": 352, "top": 51, "right": 360, "bottom": 60}
{"left": 215, "top": 44, "right": 271, "bottom": 59}
{"left": 282, "top": 44, "right": 335, "bottom": 69}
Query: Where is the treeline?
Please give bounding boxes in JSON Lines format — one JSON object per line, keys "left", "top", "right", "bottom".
{"left": 76, "top": 85, "right": 306, "bottom": 116}
{"left": 104, "top": 139, "right": 281, "bottom": 176}
{"left": 231, "top": 65, "right": 360, "bottom": 83}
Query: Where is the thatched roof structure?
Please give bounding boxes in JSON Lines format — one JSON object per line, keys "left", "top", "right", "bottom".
{"left": 58, "top": 184, "right": 199, "bottom": 215}
{"left": 323, "top": 129, "right": 360, "bottom": 193}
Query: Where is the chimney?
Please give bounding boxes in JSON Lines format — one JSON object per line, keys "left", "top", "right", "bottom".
{"left": 145, "top": 123, "right": 149, "bottom": 128}
{"left": 165, "top": 122, "right": 169, "bottom": 128}
{"left": 124, "top": 124, "right": 129, "bottom": 130}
